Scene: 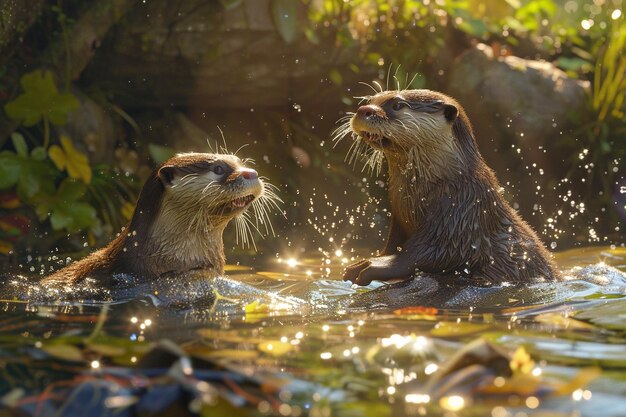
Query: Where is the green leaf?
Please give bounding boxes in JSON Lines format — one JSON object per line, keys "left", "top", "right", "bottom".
{"left": 51, "top": 202, "right": 96, "bottom": 232}
{"left": 67, "top": 202, "right": 97, "bottom": 231}
{"left": 47, "top": 92, "right": 80, "bottom": 125}
{"left": 4, "top": 70, "right": 79, "bottom": 127}
{"left": 42, "top": 344, "right": 84, "bottom": 362}
{"left": 50, "top": 207, "right": 72, "bottom": 230}
{"left": 56, "top": 178, "right": 87, "bottom": 202}
{"left": 271, "top": 0, "right": 298, "bottom": 44}
{"left": 17, "top": 169, "right": 41, "bottom": 198}
{"left": 35, "top": 204, "right": 50, "bottom": 221}
{"left": 15, "top": 160, "right": 56, "bottom": 201}
{"left": 148, "top": 143, "right": 175, "bottom": 164}
{"left": 30, "top": 146, "right": 47, "bottom": 161}
{"left": 0, "top": 154, "right": 21, "bottom": 189}
{"left": 11, "top": 133, "right": 28, "bottom": 157}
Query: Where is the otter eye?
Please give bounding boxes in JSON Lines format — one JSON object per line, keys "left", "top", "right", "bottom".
{"left": 213, "top": 166, "right": 224, "bottom": 175}
{"left": 392, "top": 101, "right": 409, "bottom": 111}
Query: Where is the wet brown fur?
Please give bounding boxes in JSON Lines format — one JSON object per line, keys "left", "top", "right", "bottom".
{"left": 340, "top": 89, "right": 559, "bottom": 285}
{"left": 42, "top": 153, "right": 264, "bottom": 287}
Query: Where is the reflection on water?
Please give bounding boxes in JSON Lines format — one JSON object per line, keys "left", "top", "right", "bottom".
{"left": 0, "top": 246, "right": 625, "bottom": 416}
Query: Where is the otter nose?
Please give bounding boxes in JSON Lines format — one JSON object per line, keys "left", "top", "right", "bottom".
{"left": 240, "top": 168, "right": 258, "bottom": 180}
{"left": 356, "top": 105, "right": 379, "bottom": 118}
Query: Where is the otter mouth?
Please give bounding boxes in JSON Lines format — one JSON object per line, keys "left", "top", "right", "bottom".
{"left": 359, "top": 131, "right": 392, "bottom": 148}
{"left": 230, "top": 194, "right": 255, "bottom": 209}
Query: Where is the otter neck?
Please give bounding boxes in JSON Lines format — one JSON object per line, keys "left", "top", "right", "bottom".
{"left": 385, "top": 144, "right": 464, "bottom": 232}
{"left": 143, "top": 206, "right": 228, "bottom": 275}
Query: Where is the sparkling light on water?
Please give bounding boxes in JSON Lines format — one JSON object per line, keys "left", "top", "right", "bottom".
{"left": 405, "top": 393, "right": 430, "bottom": 404}
{"left": 440, "top": 395, "right": 466, "bottom": 411}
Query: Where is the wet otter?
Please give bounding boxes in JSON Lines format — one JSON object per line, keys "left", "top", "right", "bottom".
{"left": 42, "top": 152, "right": 279, "bottom": 288}
{"left": 334, "top": 89, "right": 559, "bottom": 286}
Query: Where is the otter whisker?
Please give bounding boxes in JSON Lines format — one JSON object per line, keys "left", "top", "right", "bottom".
{"left": 386, "top": 64, "right": 394, "bottom": 91}
{"left": 393, "top": 75, "right": 401, "bottom": 91}
{"left": 258, "top": 187, "right": 284, "bottom": 214}
{"left": 202, "top": 181, "right": 219, "bottom": 194}
{"left": 251, "top": 197, "right": 275, "bottom": 237}
{"left": 405, "top": 73, "right": 419, "bottom": 90}
{"left": 233, "top": 143, "right": 249, "bottom": 157}
{"left": 217, "top": 126, "right": 229, "bottom": 154}
{"left": 358, "top": 82, "right": 379, "bottom": 95}
{"left": 372, "top": 80, "right": 383, "bottom": 93}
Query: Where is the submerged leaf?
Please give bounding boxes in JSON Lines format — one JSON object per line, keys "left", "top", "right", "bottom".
{"left": 535, "top": 312, "right": 596, "bottom": 331}
{"left": 42, "top": 344, "right": 84, "bottom": 362}
{"left": 431, "top": 321, "right": 490, "bottom": 337}
{"left": 258, "top": 341, "right": 294, "bottom": 357}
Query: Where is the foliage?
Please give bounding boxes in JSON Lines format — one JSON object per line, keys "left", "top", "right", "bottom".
{"left": 0, "top": 70, "right": 137, "bottom": 255}
{"left": 4, "top": 70, "right": 78, "bottom": 127}
{"left": 49, "top": 135, "right": 93, "bottom": 184}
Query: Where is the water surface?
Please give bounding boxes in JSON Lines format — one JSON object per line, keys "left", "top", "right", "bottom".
{"left": 0, "top": 245, "right": 625, "bottom": 416}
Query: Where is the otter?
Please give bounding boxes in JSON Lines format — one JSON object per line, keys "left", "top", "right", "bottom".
{"left": 42, "top": 152, "right": 278, "bottom": 288}
{"left": 334, "top": 89, "right": 559, "bottom": 286}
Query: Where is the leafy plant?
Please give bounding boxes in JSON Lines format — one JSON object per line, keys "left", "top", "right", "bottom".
{"left": 592, "top": 18, "right": 626, "bottom": 123}
{"left": 49, "top": 135, "right": 93, "bottom": 184}
{"left": 0, "top": 68, "right": 115, "bottom": 254}
{"left": 4, "top": 70, "right": 79, "bottom": 147}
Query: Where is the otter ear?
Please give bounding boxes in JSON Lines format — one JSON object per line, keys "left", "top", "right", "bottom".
{"left": 157, "top": 165, "right": 176, "bottom": 187}
{"left": 443, "top": 104, "right": 458, "bottom": 122}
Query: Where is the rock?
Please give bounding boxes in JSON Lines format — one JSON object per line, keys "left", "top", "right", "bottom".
{"left": 447, "top": 43, "right": 590, "bottom": 218}
{"left": 58, "top": 89, "right": 117, "bottom": 164}
{"left": 82, "top": 0, "right": 355, "bottom": 109}
{"left": 448, "top": 43, "right": 590, "bottom": 150}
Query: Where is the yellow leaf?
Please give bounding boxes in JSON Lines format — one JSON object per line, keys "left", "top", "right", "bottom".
{"left": 42, "top": 344, "right": 84, "bottom": 362}
{"left": 245, "top": 300, "right": 270, "bottom": 323}
{"left": 554, "top": 367, "right": 602, "bottom": 396}
{"left": 480, "top": 373, "right": 541, "bottom": 396}
{"left": 510, "top": 347, "right": 535, "bottom": 375}
{"left": 198, "top": 349, "right": 259, "bottom": 360}
{"left": 258, "top": 340, "right": 294, "bottom": 357}
{"left": 48, "top": 145, "right": 66, "bottom": 171}
{"left": 86, "top": 343, "right": 126, "bottom": 357}
{"left": 60, "top": 135, "right": 92, "bottom": 184}
{"left": 535, "top": 313, "right": 595, "bottom": 331}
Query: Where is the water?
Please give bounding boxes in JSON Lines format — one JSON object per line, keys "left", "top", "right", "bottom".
{"left": 0, "top": 246, "right": 625, "bottom": 416}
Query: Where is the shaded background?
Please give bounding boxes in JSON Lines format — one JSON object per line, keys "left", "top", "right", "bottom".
{"left": 0, "top": 0, "right": 624, "bottom": 272}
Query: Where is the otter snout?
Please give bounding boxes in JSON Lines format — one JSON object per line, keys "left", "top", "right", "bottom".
{"left": 239, "top": 168, "right": 258, "bottom": 180}
{"left": 356, "top": 104, "right": 386, "bottom": 119}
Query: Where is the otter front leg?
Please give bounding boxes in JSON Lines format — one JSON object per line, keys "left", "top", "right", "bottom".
{"left": 382, "top": 217, "right": 407, "bottom": 255}
{"left": 343, "top": 217, "right": 407, "bottom": 282}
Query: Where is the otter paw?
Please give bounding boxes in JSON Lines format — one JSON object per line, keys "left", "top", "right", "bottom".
{"left": 354, "top": 255, "right": 408, "bottom": 286}
{"left": 343, "top": 259, "right": 371, "bottom": 282}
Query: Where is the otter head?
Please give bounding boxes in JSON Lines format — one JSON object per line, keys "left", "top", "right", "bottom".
{"left": 336, "top": 89, "right": 479, "bottom": 179}
{"left": 117, "top": 151, "right": 281, "bottom": 277}
{"left": 156, "top": 152, "right": 264, "bottom": 226}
